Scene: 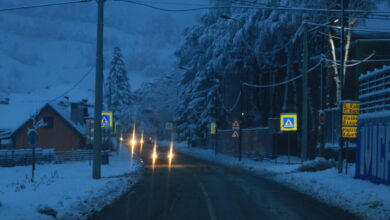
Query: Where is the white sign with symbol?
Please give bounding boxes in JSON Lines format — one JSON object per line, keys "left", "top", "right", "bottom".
{"left": 284, "top": 119, "right": 294, "bottom": 128}
{"left": 232, "top": 130, "right": 239, "bottom": 138}
{"left": 232, "top": 120, "right": 240, "bottom": 130}
{"left": 280, "top": 113, "right": 298, "bottom": 131}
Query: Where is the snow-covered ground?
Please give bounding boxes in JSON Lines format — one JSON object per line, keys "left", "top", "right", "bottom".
{"left": 0, "top": 146, "right": 143, "bottom": 220}
{"left": 175, "top": 143, "right": 390, "bottom": 220}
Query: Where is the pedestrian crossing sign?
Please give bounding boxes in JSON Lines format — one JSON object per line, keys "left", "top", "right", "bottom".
{"left": 280, "top": 113, "right": 297, "bottom": 131}
{"left": 101, "top": 112, "right": 113, "bottom": 128}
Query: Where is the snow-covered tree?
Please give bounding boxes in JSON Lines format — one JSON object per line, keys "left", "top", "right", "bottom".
{"left": 131, "top": 70, "right": 180, "bottom": 138}
{"left": 174, "top": 0, "right": 380, "bottom": 146}
{"left": 105, "top": 47, "right": 133, "bottom": 123}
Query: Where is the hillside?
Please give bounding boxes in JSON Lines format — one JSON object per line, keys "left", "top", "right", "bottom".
{"left": 0, "top": 0, "right": 205, "bottom": 97}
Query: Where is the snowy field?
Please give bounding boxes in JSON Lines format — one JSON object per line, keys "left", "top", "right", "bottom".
{"left": 175, "top": 143, "right": 390, "bottom": 220}
{"left": 0, "top": 147, "right": 143, "bottom": 220}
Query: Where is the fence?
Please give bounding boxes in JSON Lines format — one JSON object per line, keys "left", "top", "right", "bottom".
{"left": 356, "top": 66, "right": 390, "bottom": 185}
{"left": 0, "top": 148, "right": 55, "bottom": 167}
{"left": 0, "top": 148, "right": 95, "bottom": 167}
{"left": 208, "top": 127, "right": 274, "bottom": 159}
{"left": 324, "top": 107, "right": 340, "bottom": 148}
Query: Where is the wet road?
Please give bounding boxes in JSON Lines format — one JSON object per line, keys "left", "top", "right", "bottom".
{"left": 93, "top": 145, "right": 359, "bottom": 220}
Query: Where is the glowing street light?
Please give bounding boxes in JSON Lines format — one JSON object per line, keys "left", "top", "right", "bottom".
{"left": 152, "top": 140, "right": 158, "bottom": 169}
{"left": 168, "top": 139, "right": 174, "bottom": 168}
{"left": 130, "top": 124, "right": 137, "bottom": 157}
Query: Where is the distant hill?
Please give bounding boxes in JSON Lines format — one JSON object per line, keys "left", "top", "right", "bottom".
{"left": 0, "top": 0, "right": 204, "bottom": 94}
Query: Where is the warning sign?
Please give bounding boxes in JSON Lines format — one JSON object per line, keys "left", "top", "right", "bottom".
{"left": 232, "top": 120, "right": 240, "bottom": 131}
{"left": 341, "top": 101, "right": 359, "bottom": 139}
{"left": 343, "top": 103, "right": 360, "bottom": 115}
{"left": 342, "top": 127, "right": 357, "bottom": 138}
{"left": 232, "top": 130, "right": 239, "bottom": 138}
{"left": 101, "top": 112, "right": 113, "bottom": 127}
{"left": 280, "top": 113, "right": 298, "bottom": 131}
{"left": 342, "top": 115, "right": 358, "bottom": 127}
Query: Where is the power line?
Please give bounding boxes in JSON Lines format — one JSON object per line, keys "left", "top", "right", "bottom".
{"left": 48, "top": 67, "right": 94, "bottom": 103}
{"left": 306, "top": 21, "right": 390, "bottom": 33}
{"left": 221, "top": 91, "right": 241, "bottom": 112}
{"left": 242, "top": 61, "right": 321, "bottom": 88}
{"left": 111, "top": 0, "right": 390, "bottom": 16}
{"left": 0, "top": 0, "right": 92, "bottom": 12}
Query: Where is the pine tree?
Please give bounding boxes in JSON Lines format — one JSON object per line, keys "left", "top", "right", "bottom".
{"left": 105, "top": 47, "right": 132, "bottom": 122}
{"left": 174, "top": 0, "right": 379, "bottom": 146}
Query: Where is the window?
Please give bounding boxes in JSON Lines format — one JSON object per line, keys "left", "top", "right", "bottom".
{"left": 43, "top": 117, "right": 54, "bottom": 128}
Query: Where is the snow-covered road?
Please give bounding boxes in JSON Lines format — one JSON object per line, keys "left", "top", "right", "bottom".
{"left": 174, "top": 143, "right": 390, "bottom": 220}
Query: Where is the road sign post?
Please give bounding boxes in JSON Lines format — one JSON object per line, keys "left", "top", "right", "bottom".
{"left": 232, "top": 120, "right": 241, "bottom": 160}
{"left": 280, "top": 113, "right": 298, "bottom": 165}
{"left": 28, "top": 129, "right": 38, "bottom": 182}
{"left": 101, "top": 112, "right": 113, "bottom": 128}
{"left": 340, "top": 101, "right": 359, "bottom": 174}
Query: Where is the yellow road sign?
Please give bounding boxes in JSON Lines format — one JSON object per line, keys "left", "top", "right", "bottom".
{"left": 343, "top": 103, "right": 360, "bottom": 115}
{"left": 210, "top": 122, "right": 216, "bottom": 135}
{"left": 101, "top": 112, "right": 113, "bottom": 127}
{"left": 342, "top": 127, "right": 357, "bottom": 138}
{"left": 342, "top": 115, "right": 358, "bottom": 127}
{"left": 280, "top": 113, "right": 298, "bottom": 131}
{"left": 166, "top": 122, "right": 173, "bottom": 130}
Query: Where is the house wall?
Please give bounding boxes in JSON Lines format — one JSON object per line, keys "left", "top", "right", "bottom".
{"left": 14, "top": 106, "right": 84, "bottom": 150}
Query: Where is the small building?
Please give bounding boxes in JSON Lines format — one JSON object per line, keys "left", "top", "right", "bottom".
{"left": 0, "top": 101, "right": 90, "bottom": 151}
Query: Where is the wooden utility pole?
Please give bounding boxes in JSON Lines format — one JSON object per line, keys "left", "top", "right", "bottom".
{"left": 301, "top": 20, "right": 309, "bottom": 161}
{"left": 338, "top": 0, "right": 346, "bottom": 174}
{"left": 93, "top": 0, "right": 104, "bottom": 179}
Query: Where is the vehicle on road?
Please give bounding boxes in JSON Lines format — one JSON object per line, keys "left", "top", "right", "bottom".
{"left": 146, "top": 137, "right": 154, "bottom": 144}
{"left": 151, "top": 147, "right": 174, "bottom": 163}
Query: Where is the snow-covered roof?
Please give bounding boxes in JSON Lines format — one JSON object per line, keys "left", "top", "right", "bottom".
{"left": 0, "top": 86, "right": 91, "bottom": 136}
{"left": 359, "top": 65, "right": 390, "bottom": 81}
{"left": 49, "top": 103, "right": 86, "bottom": 135}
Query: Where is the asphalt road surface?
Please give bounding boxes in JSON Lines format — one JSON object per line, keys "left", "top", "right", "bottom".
{"left": 93, "top": 145, "right": 359, "bottom": 220}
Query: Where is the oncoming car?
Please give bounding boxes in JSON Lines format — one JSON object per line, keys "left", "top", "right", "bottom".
{"left": 151, "top": 147, "right": 174, "bottom": 163}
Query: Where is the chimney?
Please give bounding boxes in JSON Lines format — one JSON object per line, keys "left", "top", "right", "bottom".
{"left": 70, "top": 103, "right": 84, "bottom": 125}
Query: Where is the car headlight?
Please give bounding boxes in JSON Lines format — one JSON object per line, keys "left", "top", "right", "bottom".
{"left": 168, "top": 153, "right": 174, "bottom": 159}
{"left": 152, "top": 153, "right": 158, "bottom": 159}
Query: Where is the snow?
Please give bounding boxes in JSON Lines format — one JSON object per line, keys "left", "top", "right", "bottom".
{"left": 0, "top": 86, "right": 92, "bottom": 133}
{"left": 359, "top": 88, "right": 390, "bottom": 100}
{"left": 0, "top": 147, "right": 143, "bottom": 220}
{"left": 0, "top": 0, "right": 205, "bottom": 93}
{"left": 175, "top": 143, "right": 390, "bottom": 220}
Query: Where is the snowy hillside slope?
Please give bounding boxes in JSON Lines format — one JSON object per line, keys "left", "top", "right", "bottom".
{"left": 0, "top": 0, "right": 207, "bottom": 94}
